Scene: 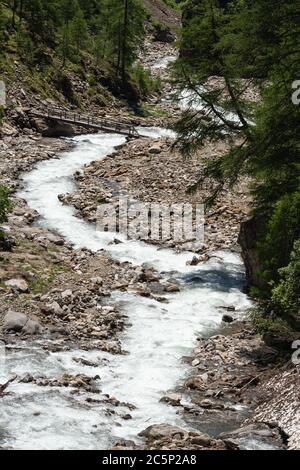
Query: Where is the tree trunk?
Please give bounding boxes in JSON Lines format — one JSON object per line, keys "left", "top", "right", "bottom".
{"left": 116, "top": 21, "right": 122, "bottom": 76}
{"left": 121, "top": 0, "right": 129, "bottom": 83}
{"left": 19, "top": 0, "right": 23, "bottom": 24}
{"left": 11, "top": 0, "right": 18, "bottom": 29}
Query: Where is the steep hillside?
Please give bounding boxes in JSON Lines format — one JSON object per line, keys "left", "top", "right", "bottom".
{"left": 143, "top": 0, "right": 181, "bottom": 31}
{"left": 0, "top": 0, "right": 163, "bottom": 124}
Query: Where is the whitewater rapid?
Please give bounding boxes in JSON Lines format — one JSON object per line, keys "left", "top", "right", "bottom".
{"left": 0, "top": 125, "right": 252, "bottom": 450}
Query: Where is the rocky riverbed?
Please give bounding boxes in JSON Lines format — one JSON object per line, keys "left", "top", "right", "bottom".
{"left": 0, "top": 38, "right": 299, "bottom": 451}
{"left": 61, "top": 136, "right": 252, "bottom": 253}
{"left": 56, "top": 129, "right": 295, "bottom": 451}
{"left": 1, "top": 111, "right": 297, "bottom": 451}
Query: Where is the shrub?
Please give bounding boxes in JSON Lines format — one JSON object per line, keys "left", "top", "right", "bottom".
{"left": 251, "top": 308, "right": 293, "bottom": 337}
{"left": 0, "top": 184, "right": 12, "bottom": 224}
{"left": 257, "top": 191, "right": 300, "bottom": 287}
{"left": 271, "top": 239, "right": 300, "bottom": 329}
{"left": 130, "top": 64, "right": 161, "bottom": 99}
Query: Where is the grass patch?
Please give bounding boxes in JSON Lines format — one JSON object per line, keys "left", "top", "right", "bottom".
{"left": 30, "top": 263, "right": 67, "bottom": 294}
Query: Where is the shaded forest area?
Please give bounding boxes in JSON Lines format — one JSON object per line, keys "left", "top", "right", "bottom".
{"left": 174, "top": 0, "right": 300, "bottom": 345}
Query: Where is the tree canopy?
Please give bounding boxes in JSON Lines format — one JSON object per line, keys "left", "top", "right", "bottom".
{"left": 1, "top": 0, "right": 146, "bottom": 77}
{"left": 174, "top": 0, "right": 300, "bottom": 326}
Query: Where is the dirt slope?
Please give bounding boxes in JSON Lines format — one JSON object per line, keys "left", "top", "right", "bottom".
{"left": 143, "top": 0, "right": 181, "bottom": 30}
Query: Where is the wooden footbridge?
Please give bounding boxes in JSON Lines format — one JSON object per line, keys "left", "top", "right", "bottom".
{"left": 30, "top": 107, "right": 146, "bottom": 138}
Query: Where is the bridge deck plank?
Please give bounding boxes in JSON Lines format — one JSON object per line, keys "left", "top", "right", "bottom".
{"left": 30, "top": 110, "right": 144, "bottom": 138}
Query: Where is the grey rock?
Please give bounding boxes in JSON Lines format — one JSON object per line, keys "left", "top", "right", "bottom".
{"left": 22, "top": 319, "right": 43, "bottom": 335}
{"left": 139, "top": 423, "right": 188, "bottom": 441}
{"left": 160, "top": 393, "right": 182, "bottom": 406}
{"left": 3, "top": 311, "right": 28, "bottom": 332}
{"left": 222, "top": 314, "right": 234, "bottom": 323}
{"left": 0, "top": 228, "right": 15, "bottom": 252}
{"left": 149, "top": 144, "right": 162, "bottom": 155}
{"left": 190, "top": 434, "right": 212, "bottom": 447}
{"left": 5, "top": 278, "right": 29, "bottom": 293}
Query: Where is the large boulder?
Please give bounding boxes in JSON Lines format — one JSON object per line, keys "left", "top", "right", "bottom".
{"left": 32, "top": 118, "right": 75, "bottom": 138}
{"left": 2, "top": 311, "right": 43, "bottom": 335}
{"left": 4, "top": 278, "right": 29, "bottom": 293}
{"left": 3, "top": 311, "right": 28, "bottom": 332}
{"left": 34, "top": 232, "right": 65, "bottom": 246}
{"left": 149, "top": 144, "right": 162, "bottom": 155}
{"left": 22, "top": 319, "right": 43, "bottom": 335}
{"left": 139, "top": 424, "right": 188, "bottom": 441}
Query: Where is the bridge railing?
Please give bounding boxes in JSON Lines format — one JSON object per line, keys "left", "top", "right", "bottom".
{"left": 37, "top": 106, "right": 139, "bottom": 137}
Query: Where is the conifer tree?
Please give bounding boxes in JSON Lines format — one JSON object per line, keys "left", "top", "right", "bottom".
{"left": 108, "top": 0, "right": 146, "bottom": 80}
{"left": 70, "top": 7, "right": 89, "bottom": 54}
{"left": 174, "top": 0, "right": 300, "bottom": 297}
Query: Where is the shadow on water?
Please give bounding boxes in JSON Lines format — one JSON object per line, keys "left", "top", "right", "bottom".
{"left": 0, "top": 424, "right": 11, "bottom": 444}
{"left": 179, "top": 265, "right": 246, "bottom": 292}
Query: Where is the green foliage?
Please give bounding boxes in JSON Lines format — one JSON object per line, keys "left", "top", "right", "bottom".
{"left": 162, "top": 0, "right": 184, "bottom": 11}
{"left": 1, "top": 0, "right": 147, "bottom": 94}
{"left": 272, "top": 240, "right": 300, "bottom": 327}
{"left": 174, "top": 0, "right": 300, "bottom": 320}
{"left": 251, "top": 241, "right": 300, "bottom": 336}
{"left": 251, "top": 308, "right": 292, "bottom": 338}
{"left": 174, "top": 0, "right": 300, "bottom": 189}
{"left": 16, "top": 27, "right": 36, "bottom": 63}
{"left": 30, "top": 263, "right": 66, "bottom": 293}
{"left": 108, "top": 0, "right": 146, "bottom": 80}
{"left": 258, "top": 192, "right": 300, "bottom": 286}
{"left": 130, "top": 64, "right": 162, "bottom": 99}
{"left": 0, "top": 185, "right": 12, "bottom": 224}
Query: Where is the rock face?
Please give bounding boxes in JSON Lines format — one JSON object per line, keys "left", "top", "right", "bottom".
{"left": 153, "top": 23, "right": 176, "bottom": 43}
{"left": 32, "top": 118, "right": 75, "bottom": 137}
{"left": 238, "top": 216, "right": 267, "bottom": 289}
{"left": 142, "top": 0, "right": 181, "bottom": 32}
{"left": 249, "top": 368, "right": 300, "bottom": 450}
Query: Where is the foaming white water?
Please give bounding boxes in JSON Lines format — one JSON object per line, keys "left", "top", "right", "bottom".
{"left": 0, "top": 346, "right": 124, "bottom": 449}
{"left": 179, "top": 88, "right": 243, "bottom": 125}
{"left": 0, "top": 128, "right": 252, "bottom": 449}
{"left": 0, "top": 255, "right": 250, "bottom": 449}
{"left": 152, "top": 55, "right": 177, "bottom": 69}
{"left": 102, "top": 267, "right": 251, "bottom": 441}
{"left": 19, "top": 130, "right": 196, "bottom": 272}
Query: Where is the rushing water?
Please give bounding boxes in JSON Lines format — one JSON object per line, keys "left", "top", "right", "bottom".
{"left": 152, "top": 55, "right": 177, "bottom": 69}
{"left": 0, "top": 49, "right": 259, "bottom": 451}
{"left": 0, "top": 125, "right": 253, "bottom": 450}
